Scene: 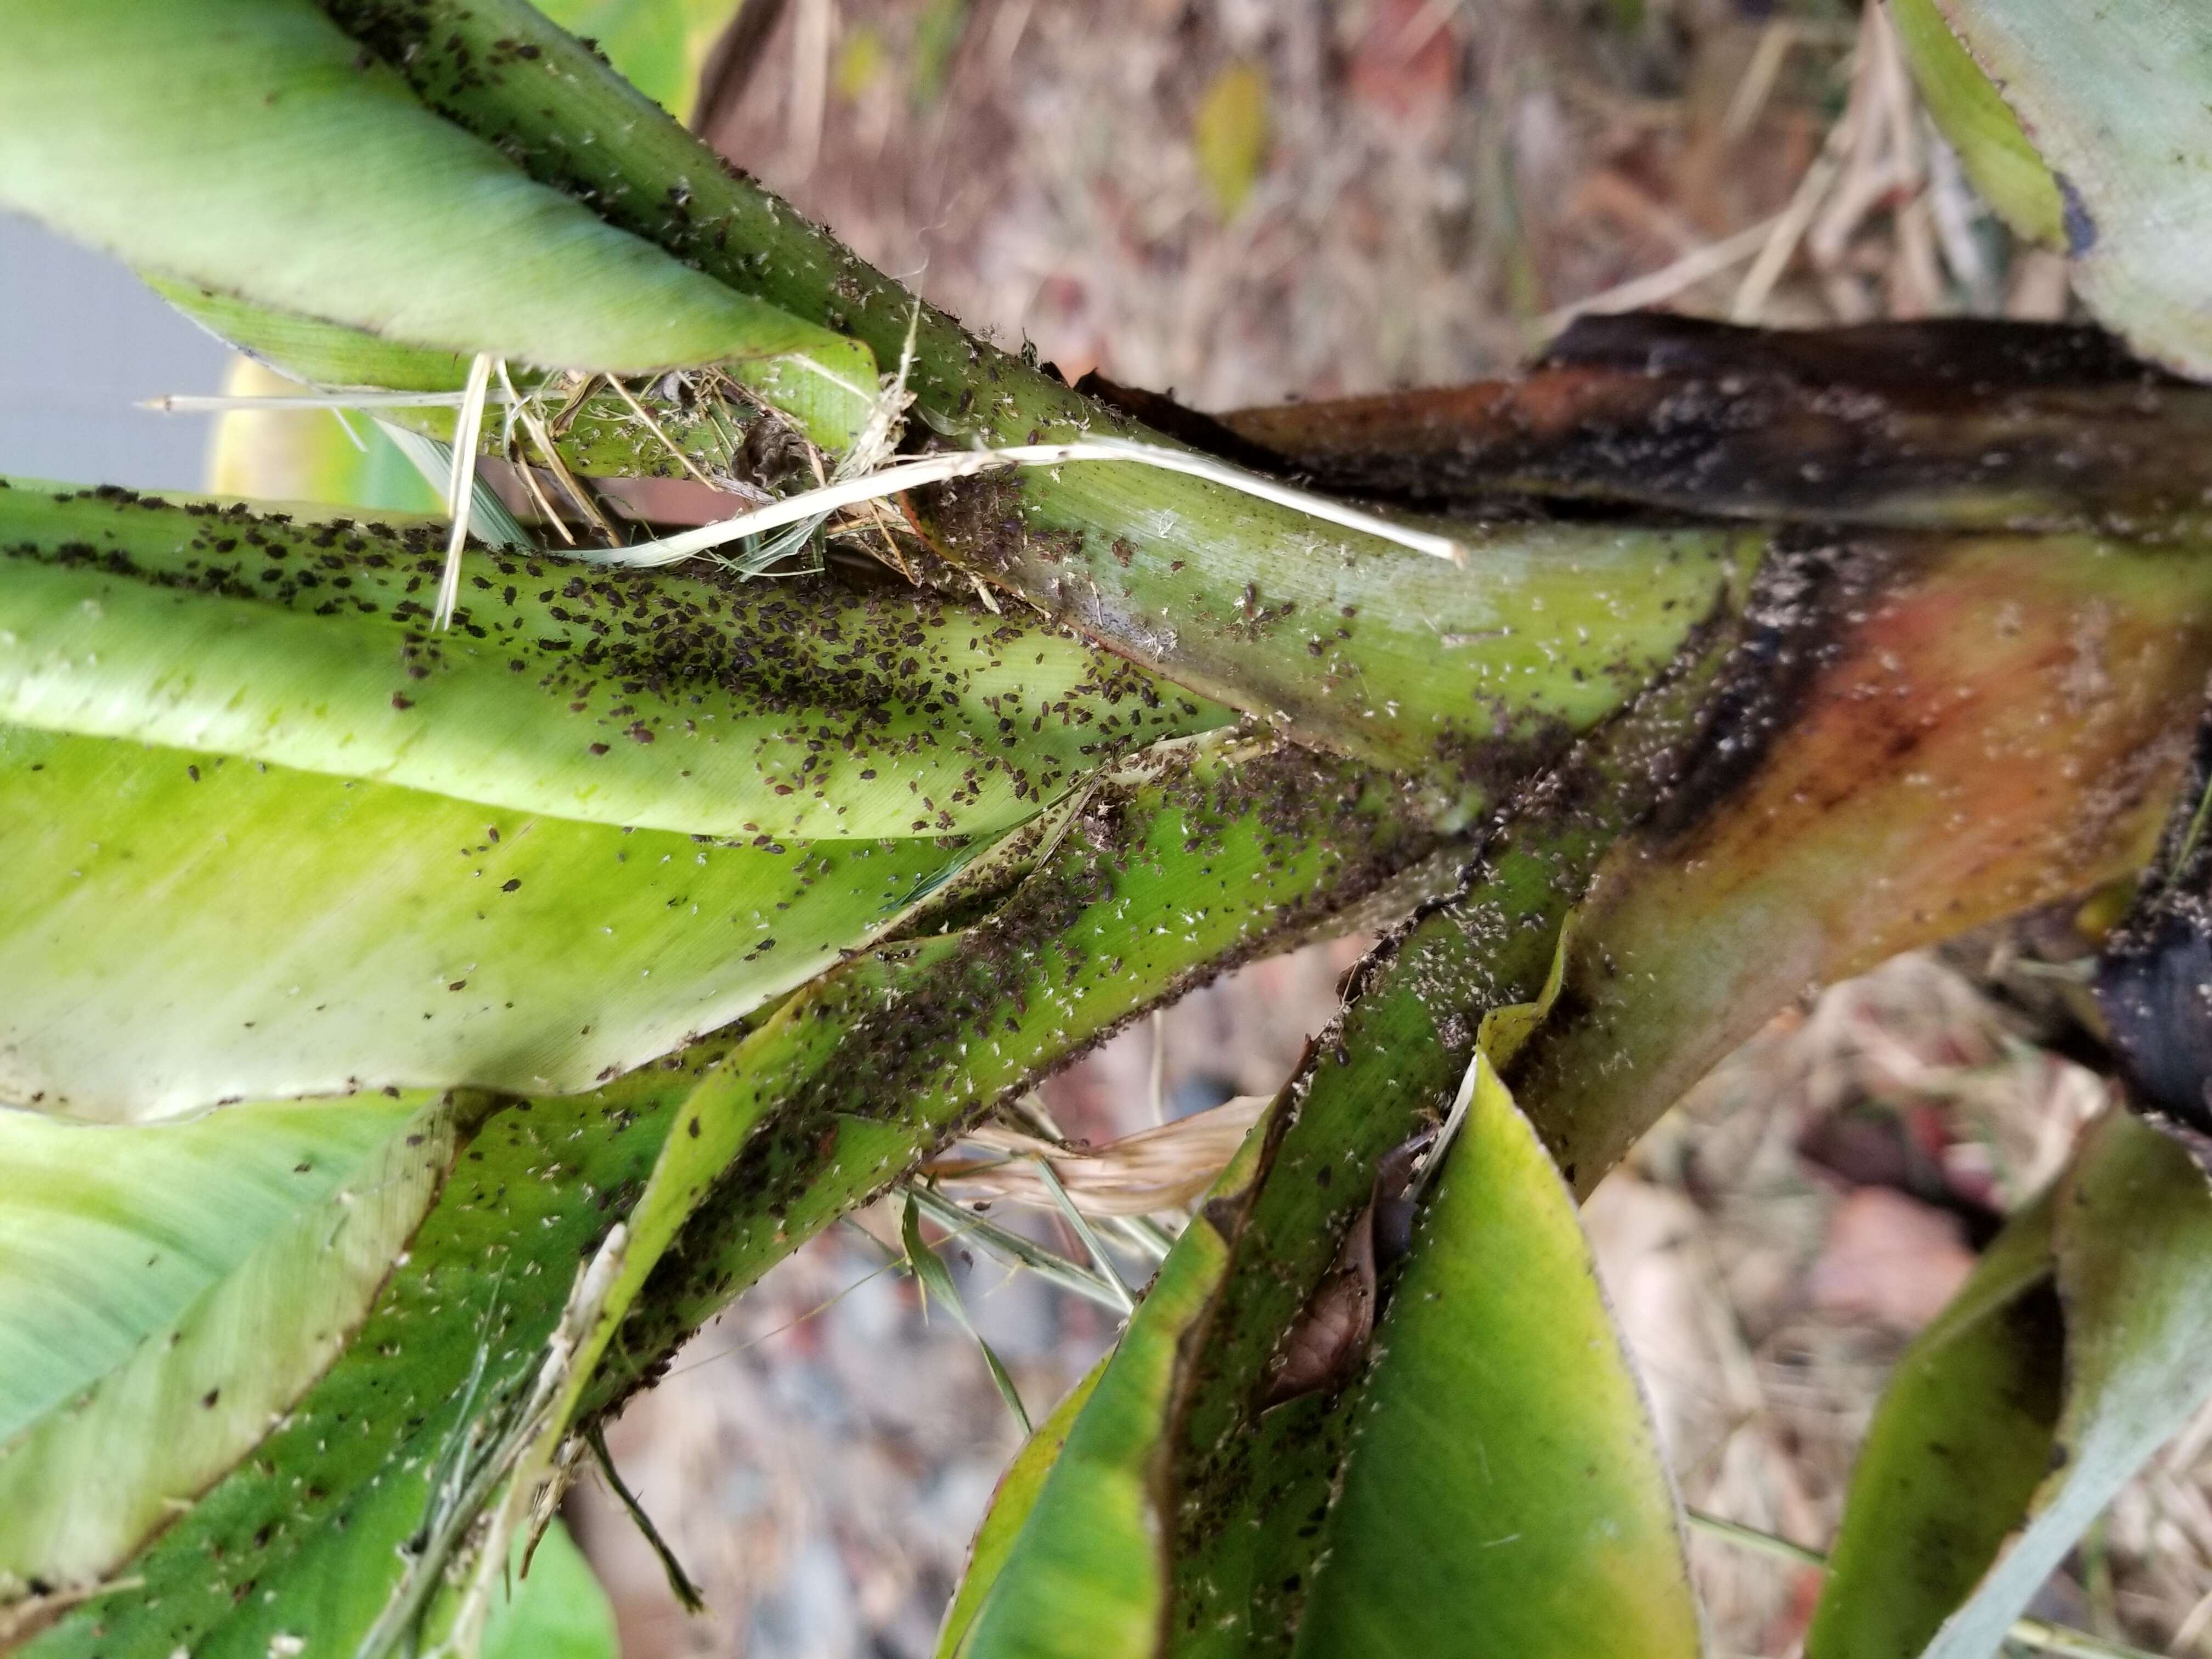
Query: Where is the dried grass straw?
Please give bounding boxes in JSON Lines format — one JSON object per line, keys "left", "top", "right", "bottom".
{"left": 922, "top": 1093, "right": 1269, "bottom": 1218}
{"left": 578, "top": 437, "right": 1469, "bottom": 570}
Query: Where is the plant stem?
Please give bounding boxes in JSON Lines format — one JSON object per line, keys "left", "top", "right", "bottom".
{"left": 582, "top": 740, "right": 1436, "bottom": 1416}
{"left": 1163, "top": 612, "right": 1753, "bottom": 1648}
{"left": 317, "top": 0, "right": 1762, "bottom": 821}
{"left": 585, "top": 1427, "right": 703, "bottom": 1613}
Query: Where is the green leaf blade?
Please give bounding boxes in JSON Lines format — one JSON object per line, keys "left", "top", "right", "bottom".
{"left": 0, "top": 484, "right": 1224, "bottom": 845}
{"left": 1806, "top": 1189, "right": 2064, "bottom": 1659}
{"left": 1288, "top": 1058, "right": 1699, "bottom": 1659}
{"left": 12, "top": 1066, "right": 692, "bottom": 1659}
{"left": 0, "top": 0, "right": 871, "bottom": 443}
{"left": 0, "top": 725, "right": 961, "bottom": 1118}
{"left": 936, "top": 1358, "right": 1108, "bottom": 1659}
{"left": 392, "top": 737, "right": 1434, "bottom": 1610}
{"left": 0, "top": 1093, "right": 455, "bottom": 1616}
{"left": 958, "top": 1200, "right": 1237, "bottom": 1659}
{"left": 1154, "top": 611, "right": 1751, "bottom": 1655}
{"left": 1923, "top": 1111, "right": 2212, "bottom": 1659}
{"left": 0, "top": 1095, "right": 420, "bottom": 1440}
{"left": 1924, "top": 0, "right": 2212, "bottom": 375}
{"left": 586, "top": 737, "right": 1439, "bottom": 1412}
{"left": 1889, "top": 0, "right": 2063, "bottom": 247}
{"left": 479, "top": 1519, "right": 619, "bottom": 1659}
{"left": 313, "top": 0, "right": 1769, "bottom": 810}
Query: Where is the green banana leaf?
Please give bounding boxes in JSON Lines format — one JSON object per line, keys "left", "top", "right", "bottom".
{"left": 1805, "top": 1110, "right": 2212, "bottom": 1659}
{"left": 935, "top": 1358, "right": 1109, "bottom": 1659}
{"left": 151, "top": 279, "right": 484, "bottom": 399}
{"left": 935, "top": 1031, "right": 1698, "bottom": 1658}
{"left": 4, "top": 730, "right": 1426, "bottom": 1646}
{"left": 0, "top": 1093, "right": 424, "bottom": 1442}
{"left": 1920, "top": 1111, "right": 2212, "bottom": 1659}
{"left": 1154, "top": 599, "right": 1748, "bottom": 1654}
{"left": 1289, "top": 1054, "right": 1698, "bottom": 1659}
{"left": 0, "top": 724, "right": 960, "bottom": 1119}
{"left": 13, "top": 1064, "right": 690, "bottom": 1659}
{"left": 0, "top": 484, "right": 1222, "bottom": 844}
{"left": 12, "top": 732, "right": 1429, "bottom": 1658}
{"left": 314, "top": 0, "right": 1768, "bottom": 818}
{"left": 0, "top": 1090, "right": 457, "bottom": 1637}
{"left": 0, "top": 0, "right": 874, "bottom": 452}
{"left": 583, "top": 735, "right": 1438, "bottom": 1412}
{"left": 1909, "top": 0, "right": 2212, "bottom": 376}
{"left": 957, "top": 1226, "right": 1233, "bottom": 1659}
{"left": 1887, "top": 0, "right": 2062, "bottom": 248}
{"left": 953, "top": 1128, "right": 1268, "bottom": 1659}
{"left": 1805, "top": 1189, "right": 2064, "bottom": 1659}
{"left": 536, "top": 0, "right": 738, "bottom": 122}
{"left": 479, "top": 1520, "right": 619, "bottom": 1659}
{"left": 159, "top": 280, "right": 804, "bottom": 485}
{"left": 905, "top": 499, "right": 1759, "bottom": 830}
{"left": 929, "top": 636, "right": 1742, "bottom": 1657}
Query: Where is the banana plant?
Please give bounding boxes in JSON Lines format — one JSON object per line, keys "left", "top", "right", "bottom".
{"left": 6, "top": 2, "right": 2212, "bottom": 1657}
